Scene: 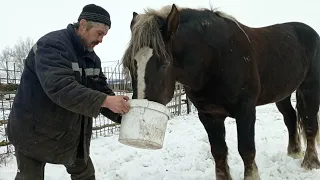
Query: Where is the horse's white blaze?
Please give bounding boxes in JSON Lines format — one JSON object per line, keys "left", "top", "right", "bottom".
{"left": 134, "top": 46, "right": 153, "bottom": 99}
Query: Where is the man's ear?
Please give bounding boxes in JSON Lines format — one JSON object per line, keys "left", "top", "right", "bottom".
{"left": 79, "top": 19, "right": 87, "bottom": 30}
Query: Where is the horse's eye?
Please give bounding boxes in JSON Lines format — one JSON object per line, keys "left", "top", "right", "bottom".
{"left": 160, "top": 64, "right": 168, "bottom": 71}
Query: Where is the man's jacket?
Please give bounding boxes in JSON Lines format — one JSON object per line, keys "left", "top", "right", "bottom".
{"left": 7, "top": 24, "right": 121, "bottom": 166}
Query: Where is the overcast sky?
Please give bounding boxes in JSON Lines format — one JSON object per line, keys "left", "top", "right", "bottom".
{"left": 1, "top": 0, "right": 319, "bottom": 67}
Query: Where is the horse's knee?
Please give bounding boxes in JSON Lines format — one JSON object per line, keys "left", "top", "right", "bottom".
{"left": 296, "top": 90, "right": 320, "bottom": 138}
{"left": 297, "top": 109, "right": 319, "bottom": 138}
{"left": 198, "top": 112, "right": 231, "bottom": 178}
{"left": 198, "top": 112, "right": 227, "bottom": 149}
{"left": 275, "top": 96, "right": 297, "bottom": 127}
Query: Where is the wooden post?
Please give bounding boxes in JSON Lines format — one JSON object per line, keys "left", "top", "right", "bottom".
{"left": 13, "top": 63, "right": 16, "bottom": 84}
{"left": 177, "top": 83, "right": 182, "bottom": 115}
{"left": 186, "top": 96, "right": 192, "bottom": 114}
{"left": 6, "top": 61, "right": 9, "bottom": 83}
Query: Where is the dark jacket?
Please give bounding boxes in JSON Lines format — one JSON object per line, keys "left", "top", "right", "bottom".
{"left": 7, "top": 24, "right": 121, "bottom": 166}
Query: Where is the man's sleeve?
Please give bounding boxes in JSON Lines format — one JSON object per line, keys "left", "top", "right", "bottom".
{"left": 34, "top": 38, "right": 107, "bottom": 118}
{"left": 96, "top": 68, "right": 122, "bottom": 123}
{"left": 96, "top": 68, "right": 116, "bottom": 95}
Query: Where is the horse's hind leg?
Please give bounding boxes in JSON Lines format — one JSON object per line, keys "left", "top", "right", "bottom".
{"left": 275, "top": 95, "right": 303, "bottom": 158}
{"left": 198, "top": 112, "right": 232, "bottom": 180}
{"left": 296, "top": 85, "right": 320, "bottom": 169}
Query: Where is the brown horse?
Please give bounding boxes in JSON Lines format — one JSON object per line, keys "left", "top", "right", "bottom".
{"left": 121, "top": 4, "right": 320, "bottom": 180}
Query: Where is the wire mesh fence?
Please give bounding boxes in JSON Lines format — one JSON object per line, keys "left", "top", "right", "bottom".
{"left": 0, "top": 62, "right": 192, "bottom": 161}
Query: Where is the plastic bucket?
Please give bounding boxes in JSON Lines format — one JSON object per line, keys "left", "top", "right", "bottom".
{"left": 118, "top": 99, "right": 171, "bottom": 150}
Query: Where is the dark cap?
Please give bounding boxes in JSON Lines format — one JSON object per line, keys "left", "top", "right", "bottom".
{"left": 78, "top": 4, "right": 111, "bottom": 28}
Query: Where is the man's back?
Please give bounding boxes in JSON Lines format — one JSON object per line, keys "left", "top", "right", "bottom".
{"left": 8, "top": 5, "right": 131, "bottom": 180}
{"left": 7, "top": 24, "right": 108, "bottom": 165}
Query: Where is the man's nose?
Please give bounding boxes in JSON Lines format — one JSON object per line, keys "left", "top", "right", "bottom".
{"left": 98, "top": 36, "right": 103, "bottom": 43}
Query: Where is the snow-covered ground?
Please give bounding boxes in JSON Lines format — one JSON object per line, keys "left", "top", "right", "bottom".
{"left": 1, "top": 97, "right": 320, "bottom": 179}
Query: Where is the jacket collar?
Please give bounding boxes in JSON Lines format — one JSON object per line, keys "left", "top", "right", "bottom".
{"left": 67, "top": 24, "right": 86, "bottom": 54}
{"left": 66, "top": 24, "right": 96, "bottom": 61}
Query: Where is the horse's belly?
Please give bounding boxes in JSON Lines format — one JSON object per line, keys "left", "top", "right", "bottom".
{"left": 257, "top": 68, "right": 306, "bottom": 105}
{"left": 257, "top": 90, "right": 295, "bottom": 105}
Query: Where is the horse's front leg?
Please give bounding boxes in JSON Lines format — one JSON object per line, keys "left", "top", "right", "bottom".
{"left": 198, "top": 112, "right": 231, "bottom": 180}
{"left": 235, "top": 99, "right": 260, "bottom": 180}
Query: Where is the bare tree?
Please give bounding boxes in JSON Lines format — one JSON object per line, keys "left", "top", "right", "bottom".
{"left": 0, "top": 37, "right": 34, "bottom": 83}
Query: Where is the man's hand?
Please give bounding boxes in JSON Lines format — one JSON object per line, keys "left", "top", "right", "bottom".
{"left": 102, "top": 95, "right": 130, "bottom": 115}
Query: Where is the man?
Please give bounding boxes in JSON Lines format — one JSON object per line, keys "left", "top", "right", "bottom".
{"left": 6, "top": 4, "right": 130, "bottom": 180}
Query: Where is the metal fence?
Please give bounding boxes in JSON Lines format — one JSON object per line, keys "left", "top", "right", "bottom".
{"left": 0, "top": 61, "right": 22, "bottom": 84}
{"left": 0, "top": 63, "right": 192, "bottom": 163}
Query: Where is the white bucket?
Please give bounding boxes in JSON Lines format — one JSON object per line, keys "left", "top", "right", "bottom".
{"left": 118, "top": 99, "right": 171, "bottom": 150}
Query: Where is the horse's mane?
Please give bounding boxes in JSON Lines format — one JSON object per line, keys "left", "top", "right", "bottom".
{"left": 121, "top": 4, "right": 250, "bottom": 73}
{"left": 122, "top": 5, "right": 173, "bottom": 73}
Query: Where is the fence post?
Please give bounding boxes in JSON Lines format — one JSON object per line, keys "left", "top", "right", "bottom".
{"left": 186, "top": 96, "right": 192, "bottom": 114}
{"left": 13, "top": 63, "right": 16, "bottom": 84}
{"left": 6, "top": 61, "right": 9, "bottom": 83}
{"left": 177, "top": 83, "right": 182, "bottom": 115}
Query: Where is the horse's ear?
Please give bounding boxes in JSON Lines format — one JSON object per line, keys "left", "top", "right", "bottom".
{"left": 166, "top": 4, "right": 180, "bottom": 40}
{"left": 130, "top": 12, "right": 139, "bottom": 30}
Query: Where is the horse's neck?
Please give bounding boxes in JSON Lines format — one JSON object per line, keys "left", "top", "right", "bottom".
{"left": 173, "top": 62, "right": 211, "bottom": 92}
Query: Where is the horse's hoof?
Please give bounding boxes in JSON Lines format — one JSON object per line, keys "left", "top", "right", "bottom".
{"left": 216, "top": 173, "right": 232, "bottom": 180}
{"left": 216, "top": 176, "right": 232, "bottom": 180}
{"left": 244, "top": 169, "right": 260, "bottom": 180}
{"left": 244, "top": 174, "right": 261, "bottom": 180}
{"left": 288, "top": 151, "right": 304, "bottom": 159}
{"left": 244, "top": 162, "right": 260, "bottom": 180}
{"left": 301, "top": 158, "right": 320, "bottom": 169}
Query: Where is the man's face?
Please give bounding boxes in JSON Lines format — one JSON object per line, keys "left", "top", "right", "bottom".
{"left": 78, "top": 19, "right": 109, "bottom": 49}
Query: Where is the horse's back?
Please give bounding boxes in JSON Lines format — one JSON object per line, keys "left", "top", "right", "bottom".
{"left": 289, "top": 22, "right": 320, "bottom": 70}
{"left": 285, "top": 22, "right": 320, "bottom": 55}
{"left": 290, "top": 22, "right": 320, "bottom": 93}
{"left": 252, "top": 22, "right": 320, "bottom": 104}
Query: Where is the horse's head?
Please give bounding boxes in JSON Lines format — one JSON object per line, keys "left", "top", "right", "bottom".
{"left": 122, "top": 4, "right": 180, "bottom": 105}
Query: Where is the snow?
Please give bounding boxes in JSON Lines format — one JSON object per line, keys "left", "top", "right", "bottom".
{"left": 1, "top": 98, "right": 320, "bottom": 179}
